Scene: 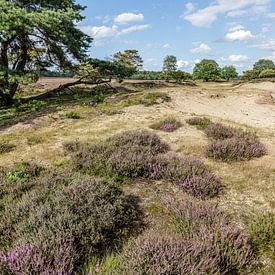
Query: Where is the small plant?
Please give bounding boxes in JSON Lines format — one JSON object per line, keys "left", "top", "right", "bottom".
{"left": 186, "top": 117, "right": 211, "bottom": 129}
{"left": 5, "top": 162, "right": 44, "bottom": 183}
{"left": 150, "top": 117, "right": 182, "bottom": 132}
{"left": 206, "top": 137, "right": 267, "bottom": 161}
{"left": 0, "top": 142, "right": 15, "bottom": 154}
{"left": 204, "top": 123, "right": 238, "bottom": 140}
{"left": 139, "top": 92, "right": 170, "bottom": 106}
{"left": 64, "top": 111, "right": 81, "bottom": 119}
{"left": 248, "top": 213, "right": 275, "bottom": 253}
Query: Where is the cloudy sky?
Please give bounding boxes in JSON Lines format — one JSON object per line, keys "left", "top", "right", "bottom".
{"left": 78, "top": 0, "right": 275, "bottom": 72}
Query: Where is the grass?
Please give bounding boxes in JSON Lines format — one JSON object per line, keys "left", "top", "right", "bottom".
{"left": 0, "top": 142, "right": 16, "bottom": 155}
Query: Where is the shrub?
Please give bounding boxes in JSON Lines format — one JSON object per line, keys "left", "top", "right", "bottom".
{"left": 0, "top": 142, "right": 15, "bottom": 154}
{"left": 206, "top": 137, "right": 267, "bottom": 161}
{"left": 5, "top": 162, "right": 44, "bottom": 183}
{"left": 140, "top": 92, "right": 170, "bottom": 106}
{"left": 0, "top": 173, "right": 143, "bottom": 273}
{"left": 150, "top": 117, "right": 182, "bottom": 132}
{"left": 186, "top": 117, "right": 211, "bottom": 129}
{"left": 121, "top": 200, "right": 253, "bottom": 274}
{"left": 65, "top": 131, "right": 222, "bottom": 198}
{"left": 259, "top": 69, "right": 275, "bottom": 78}
{"left": 248, "top": 213, "right": 275, "bottom": 253}
{"left": 204, "top": 123, "right": 238, "bottom": 140}
{"left": 64, "top": 110, "right": 81, "bottom": 119}
{"left": 180, "top": 173, "right": 223, "bottom": 199}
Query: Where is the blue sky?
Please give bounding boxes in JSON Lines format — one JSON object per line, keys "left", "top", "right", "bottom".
{"left": 77, "top": 0, "right": 275, "bottom": 72}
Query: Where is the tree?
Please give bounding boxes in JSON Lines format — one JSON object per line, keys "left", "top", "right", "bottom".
{"left": 113, "top": 49, "right": 143, "bottom": 82}
{"left": 0, "top": 0, "right": 92, "bottom": 106}
{"left": 162, "top": 55, "right": 177, "bottom": 81}
{"left": 170, "top": 71, "right": 192, "bottom": 83}
{"left": 242, "top": 70, "right": 258, "bottom": 80}
{"left": 193, "top": 59, "right": 221, "bottom": 82}
{"left": 253, "top": 59, "right": 275, "bottom": 76}
{"left": 259, "top": 69, "right": 275, "bottom": 78}
{"left": 221, "top": 66, "right": 238, "bottom": 81}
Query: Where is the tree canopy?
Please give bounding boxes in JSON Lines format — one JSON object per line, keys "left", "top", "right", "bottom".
{"left": 0, "top": 0, "right": 91, "bottom": 105}
{"left": 253, "top": 59, "right": 275, "bottom": 76}
{"left": 193, "top": 59, "right": 221, "bottom": 82}
{"left": 221, "top": 66, "right": 238, "bottom": 80}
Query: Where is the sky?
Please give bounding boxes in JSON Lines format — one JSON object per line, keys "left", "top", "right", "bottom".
{"left": 77, "top": 0, "right": 275, "bottom": 72}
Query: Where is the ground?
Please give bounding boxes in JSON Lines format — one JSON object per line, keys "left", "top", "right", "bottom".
{"left": 0, "top": 79, "right": 274, "bottom": 271}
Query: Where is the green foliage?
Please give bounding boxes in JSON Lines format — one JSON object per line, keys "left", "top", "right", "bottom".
{"left": 221, "top": 66, "right": 238, "bottom": 80}
{"left": 0, "top": 142, "right": 15, "bottom": 154}
{"left": 162, "top": 55, "right": 177, "bottom": 81}
{"left": 130, "top": 71, "right": 162, "bottom": 80}
{"left": 242, "top": 70, "right": 258, "bottom": 80}
{"left": 64, "top": 110, "right": 81, "bottom": 119}
{"left": 259, "top": 69, "right": 275, "bottom": 78}
{"left": 193, "top": 59, "right": 221, "bottom": 82}
{"left": 186, "top": 117, "right": 212, "bottom": 129}
{"left": 5, "top": 162, "right": 44, "bottom": 183}
{"left": 248, "top": 213, "right": 275, "bottom": 253}
{"left": 166, "top": 70, "right": 192, "bottom": 83}
{"left": 0, "top": 0, "right": 91, "bottom": 105}
{"left": 253, "top": 59, "right": 275, "bottom": 76}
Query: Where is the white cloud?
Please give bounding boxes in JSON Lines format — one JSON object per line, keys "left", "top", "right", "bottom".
{"left": 81, "top": 24, "right": 150, "bottom": 47}
{"left": 163, "top": 43, "right": 172, "bottom": 49}
{"left": 183, "top": 0, "right": 271, "bottom": 27}
{"left": 114, "top": 13, "right": 144, "bottom": 24}
{"left": 228, "top": 54, "right": 250, "bottom": 62}
{"left": 251, "top": 39, "right": 275, "bottom": 51}
{"left": 228, "top": 24, "right": 244, "bottom": 32}
{"left": 80, "top": 25, "right": 118, "bottom": 40}
{"left": 185, "top": 2, "right": 195, "bottom": 14}
{"left": 262, "top": 24, "right": 271, "bottom": 33}
{"left": 225, "top": 30, "right": 254, "bottom": 41}
{"left": 190, "top": 43, "right": 211, "bottom": 54}
{"left": 119, "top": 24, "right": 151, "bottom": 35}
{"left": 177, "top": 60, "right": 190, "bottom": 68}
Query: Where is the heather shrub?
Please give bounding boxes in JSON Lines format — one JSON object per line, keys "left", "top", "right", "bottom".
{"left": 120, "top": 237, "right": 222, "bottom": 274}
{"left": 167, "top": 199, "right": 253, "bottom": 273}
{"left": 0, "top": 172, "right": 143, "bottom": 273}
{"left": 0, "top": 142, "right": 15, "bottom": 154}
{"left": 150, "top": 117, "right": 182, "bottom": 132}
{"left": 206, "top": 137, "right": 267, "bottom": 161}
{"left": 204, "top": 123, "right": 238, "bottom": 140}
{"left": 248, "top": 213, "right": 275, "bottom": 253}
{"left": 180, "top": 173, "right": 223, "bottom": 199}
{"left": 186, "top": 117, "right": 211, "bottom": 129}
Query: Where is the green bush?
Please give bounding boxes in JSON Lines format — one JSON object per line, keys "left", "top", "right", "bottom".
{"left": 259, "top": 69, "right": 275, "bottom": 78}
{"left": 186, "top": 117, "right": 212, "bottom": 129}
{"left": 64, "top": 111, "right": 81, "bottom": 119}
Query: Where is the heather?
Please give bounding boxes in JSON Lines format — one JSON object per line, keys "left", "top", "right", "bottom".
{"left": 206, "top": 136, "right": 267, "bottom": 161}
{"left": 65, "top": 130, "right": 223, "bottom": 199}
{"left": 204, "top": 123, "right": 238, "bottom": 140}
{"left": 119, "top": 199, "right": 253, "bottom": 274}
{"left": 150, "top": 117, "right": 182, "bottom": 132}
{"left": 0, "top": 171, "right": 143, "bottom": 273}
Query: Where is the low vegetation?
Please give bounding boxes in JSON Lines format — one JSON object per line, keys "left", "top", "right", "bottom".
{"left": 187, "top": 117, "right": 267, "bottom": 162}
{"left": 150, "top": 117, "right": 182, "bottom": 132}
{"left": 0, "top": 169, "right": 143, "bottom": 273}
{"left": 0, "top": 142, "right": 16, "bottom": 154}
{"left": 119, "top": 199, "right": 253, "bottom": 274}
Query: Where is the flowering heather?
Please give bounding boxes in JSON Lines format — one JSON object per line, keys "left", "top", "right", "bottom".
{"left": 206, "top": 137, "right": 267, "bottom": 161}
{"left": 180, "top": 173, "right": 223, "bottom": 199}
{"left": 186, "top": 117, "right": 212, "bottom": 129}
{"left": 151, "top": 117, "right": 182, "bottom": 132}
{"left": 0, "top": 173, "right": 143, "bottom": 273}
{"left": 0, "top": 238, "right": 76, "bottom": 274}
{"left": 204, "top": 123, "right": 238, "bottom": 140}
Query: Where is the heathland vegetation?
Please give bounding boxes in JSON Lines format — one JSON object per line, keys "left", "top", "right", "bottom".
{"left": 0, "top": 1, "right": 274, "bottom": 274}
